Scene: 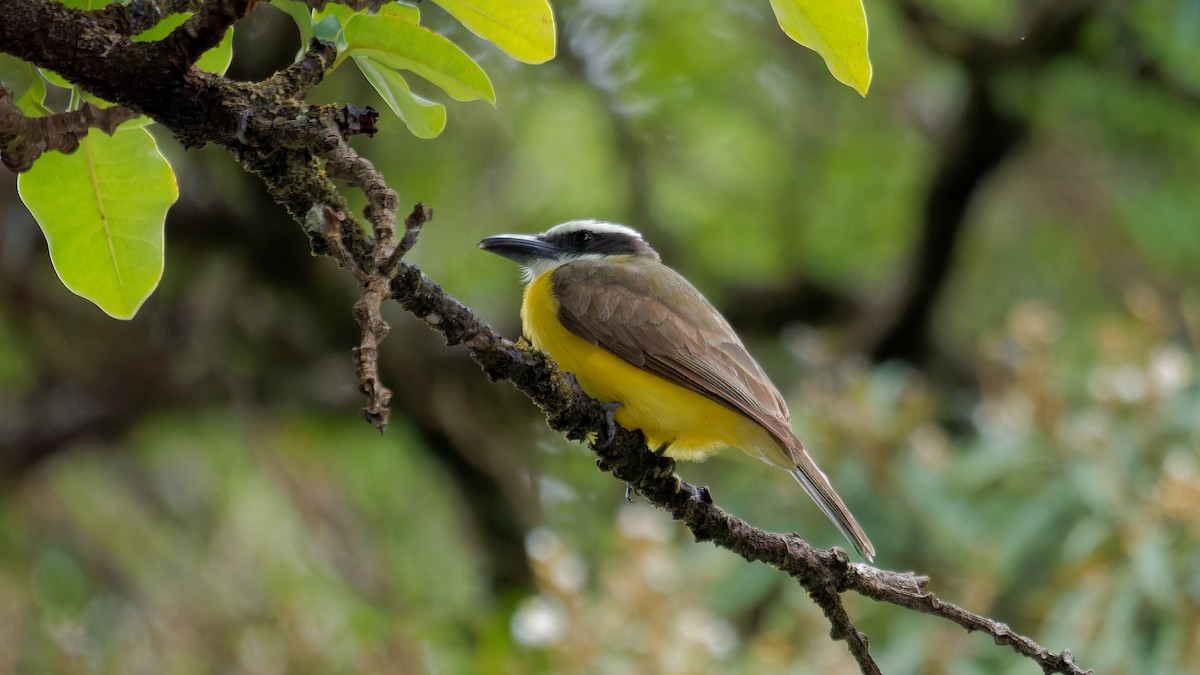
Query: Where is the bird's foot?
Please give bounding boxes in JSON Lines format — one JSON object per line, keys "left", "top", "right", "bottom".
{"left": 680, "top": 481, "right": 714, "bottom": 504}
{"left": 560, "top": 371, "right": 580, "bottom": 391}
{"left": 560, "top": 372, "right": 623, "bottom": 448}
{"left": 598, "top": 400, "right": 623, "bottom": 448}
{"left": 652, "top": 441, "right": 673, "bottom": 457}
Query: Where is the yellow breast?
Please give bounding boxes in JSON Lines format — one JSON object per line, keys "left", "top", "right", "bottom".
{"left": 521, "top": 268, "right": 769, "bottom": 461}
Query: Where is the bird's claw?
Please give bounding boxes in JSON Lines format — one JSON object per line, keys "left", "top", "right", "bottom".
{"left": 559, "top": 372, "right": 623, "bottom": 449}
{"left": 560, "top": 371, "right": 580, "bottom": 390}
{"left": 680, "top": 482, "right": 713, "bottom": 504}
{"left": 598, "top": 400, "right": 623, "bottom": 448}
{"left": 624, "top": 484, "right": 635, "bottom": 503}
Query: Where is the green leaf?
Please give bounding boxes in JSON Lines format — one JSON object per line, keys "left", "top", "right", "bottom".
{"left": 768, "top": 0, "right": 871, "bottom": 96}
{"left": 17, "top": 127, "right": 177, "bottom": 319}
{"left": 312, "top": 2, "right": 358, "bottom": 23}
{"left": 0, "top": 54, "right": 49, "bottom": 115}
{"left": 269, "top": 0, "right": 314, "bottom": 55}
{"left": 343, "top": 13, "right": 496, "bottom": 104}
{"left": 312, "top": 14, "right": 345, "bottom": 48}
{"left": 39, "top": 68, "right": 72, "bottom": 89}
{"left": 311, "top": 5, "right": 419, "bottom": 55}
{"left": 132, "top": 13, "right": 234, "bottom": 75}
{"left": 0, "top": 53, "right": 39, "bottom": 99}
{"left": 355, "top": 56, "right": 447, "bottom": 138}
{"left": 432, "top": 0, "right": 556, "bottom": 64}
{"left": 117, "top": 115, "right": 155, "bottom": 129}
{"left": 379, "top": 3, "right": 420, "bottom": 22}
{"left": 312, "top": 1, "right": 357, "bottom": 47}
{"left": 198, "top": 30, "right": 235, "bottom": 75}
{"left": 55, "top": 0, "right": 110, "bottom": 8}
{"left": 17, "top": 76, "right": 49, "bottom": 116}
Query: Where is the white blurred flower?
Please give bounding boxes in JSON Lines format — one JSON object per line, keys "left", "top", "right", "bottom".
{"left": 1110, "top": 364, "right": 1148, "bottom": 403}
{"left": 974, "top": 393, "right": 1034, "bottom": 440}
{"left": 535, "top": 475, "right": 578, "bottom": 508}
{"left": 548, "top": 553, "right": 588, "bottom": 593}
{"left": 1148, "top": 344, "right": 1193, "bottom": 396}
{"left": 674, "top": 607, "right": 739, "bottom": 659}
{"left": 525, "top": 527, "right": 562, "bottom": 563}
{"left": 1088, "top": 363, "right": 1154, "bottom": 404}
{"left": 1163, "top": 449, "right": 1198, "bottom": 482}
{"left": 1008, "top": 300, "right": 1064, "bottom": 349}
{"left": 511, "top": 595, "right": 568, "bottom": 647}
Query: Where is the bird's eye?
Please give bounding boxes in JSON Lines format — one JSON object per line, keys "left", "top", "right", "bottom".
{"left": 576, "top": 231, "right": 595, "bottom": 247}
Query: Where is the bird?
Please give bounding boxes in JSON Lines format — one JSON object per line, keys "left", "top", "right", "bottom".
{"left": 479, "top": 220, "right": 874, "bottom": 561}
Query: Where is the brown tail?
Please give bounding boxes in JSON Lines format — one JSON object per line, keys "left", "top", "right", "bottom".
{"left": 782, "top": 431, "right": 875, "bottom": 561}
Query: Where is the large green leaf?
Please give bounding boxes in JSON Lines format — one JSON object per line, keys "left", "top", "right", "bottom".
{"left": 432, "top": 0, "right": 556, "bottom": 64}
{"left": 17, "top": 127, "right": 177, "bottom": 319}
{"left": 768, "top": 0, "right": 871, "bottom": 96}
{"left": 0, "top": 54, "right": 49, "bottom": 115}
{"left": 376, "top": 2, "right": 421, "bottom": 23}
{"left": 313, "top": 2, "right": 361, "bottom": 23}
{"left": 343, "top": 12, "right": 495, "bottom": 104}
{"left": 313, "top": 3, "right": 421, "bottom": 50}
{"left": 355, "top": 56, "right": 447, "bottom": 139}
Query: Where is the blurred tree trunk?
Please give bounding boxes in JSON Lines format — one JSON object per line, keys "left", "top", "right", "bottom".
{"left": 864, "top": 77, "right": 1026, "bottom": 364}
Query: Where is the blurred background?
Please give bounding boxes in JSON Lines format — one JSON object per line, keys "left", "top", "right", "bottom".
{"left": 2, "top": 0, "right": 1199, "bottom": 672}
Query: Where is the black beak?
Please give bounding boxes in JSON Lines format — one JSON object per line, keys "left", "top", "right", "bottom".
{"left": 478, "top": 234, "right": 560, "bottom": 264}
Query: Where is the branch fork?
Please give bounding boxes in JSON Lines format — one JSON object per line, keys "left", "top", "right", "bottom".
{"left": 322, "top": 200, "right": 432, "bottom": 432}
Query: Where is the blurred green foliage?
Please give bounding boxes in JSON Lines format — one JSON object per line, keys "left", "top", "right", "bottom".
{"left": 2, "top": 0, "right": 1199, "bottom": 673}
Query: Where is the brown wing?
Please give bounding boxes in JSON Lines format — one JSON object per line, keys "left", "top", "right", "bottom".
{"left": 555, "top": 259, "right": 877, "bottom": 561}
{"left": 552, "top": 258, "right": 793, "bottom": 440}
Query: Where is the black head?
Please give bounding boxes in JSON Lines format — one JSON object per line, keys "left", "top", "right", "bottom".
{"left": 537, "top": 220, "right": 658, "bottom": 259}
{"left": 478, "top": 220, "right": 660, "bottom": 276}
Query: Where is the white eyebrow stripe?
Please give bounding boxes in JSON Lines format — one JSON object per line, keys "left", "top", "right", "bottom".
{"left": 543, "top": 219, "right": 644, "bottom": 240}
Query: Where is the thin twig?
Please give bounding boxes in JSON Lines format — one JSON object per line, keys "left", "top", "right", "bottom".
{"left": 389, "top": 202, "right": 432, "bottom": 270}
{"left": 0, "top": 86, "right": 138, "bottom": 171}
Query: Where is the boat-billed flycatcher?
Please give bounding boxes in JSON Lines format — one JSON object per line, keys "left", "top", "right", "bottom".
{"left": 479, "top": 220, "right": 875, "bottom": 561}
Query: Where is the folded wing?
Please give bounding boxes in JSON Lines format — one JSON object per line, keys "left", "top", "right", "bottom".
{"left": 552, "top": 258, "right": 794, "bottom": 446}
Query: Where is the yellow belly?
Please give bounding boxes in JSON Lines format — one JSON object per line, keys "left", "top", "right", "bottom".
{"left": 522, "top": 270, "right": 770, "bottom": 461}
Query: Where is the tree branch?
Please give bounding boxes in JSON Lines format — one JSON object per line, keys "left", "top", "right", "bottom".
{"left": 0, "top": 2, "right": 1093, "bottom": 672}
{"left": 300, "top": 0, "right": 387, "bottom": 11}
{"left": 94, "top": 0, "right": 208, "bottom": 36}
{"left": 0, "top": 84, "right": 137, "bottom": 171}
{"left": 383, "top": 261, "right": 1091, "bottom": 674}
